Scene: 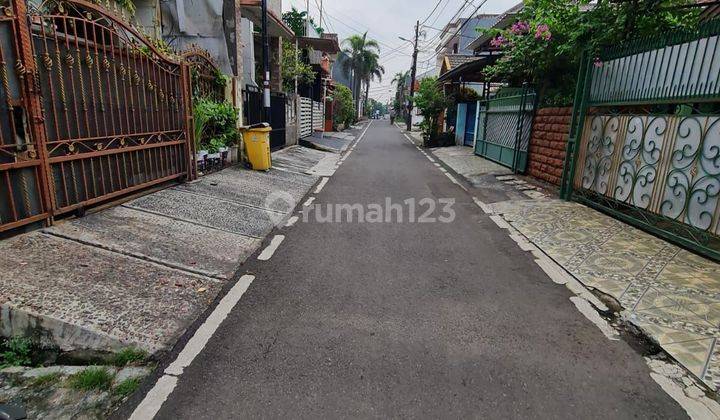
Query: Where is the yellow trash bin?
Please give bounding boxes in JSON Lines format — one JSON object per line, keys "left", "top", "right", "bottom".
{"left": 242, "top": 124, "right": 272, "bottom": 171}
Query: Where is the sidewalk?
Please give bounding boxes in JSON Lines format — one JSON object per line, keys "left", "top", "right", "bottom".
{"left": 301, "top": 131, "right": 356, "bottom": 154}
{"left": 425, "top": 141, "right": 720, "bottom": 392}
{"left": 0, "top": 144, "right": 345, "bottom": 356}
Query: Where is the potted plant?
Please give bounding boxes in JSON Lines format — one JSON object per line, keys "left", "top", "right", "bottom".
{"left": 192, "top": 98, "right": 238, "bottom": 172}
{"left": 194, "top": 99, "right": 211, "bottom": 164}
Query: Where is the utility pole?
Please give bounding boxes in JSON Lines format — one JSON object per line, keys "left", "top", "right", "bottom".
{"left": 261, "top": 0, "right": 271, "bottom": 123}
{"left": 319, "top": 0, "right": 323, "bottom": 32}
{"left": 407, "top": 20, "right": 419, "bottom": 132}
{"left": 306, "top": 0, "right": 310, "bottom": 36}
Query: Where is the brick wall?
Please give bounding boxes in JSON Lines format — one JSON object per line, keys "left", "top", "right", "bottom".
{"left": 528, "top": 107, "right": 572, "bottom": 185}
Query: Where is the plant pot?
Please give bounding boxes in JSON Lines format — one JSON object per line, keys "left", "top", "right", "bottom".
{"left": 196, "top": 150, "right": 208, "bottom": 161}
{"left": 208, "top": 152, "right": 221, "bottom": 160}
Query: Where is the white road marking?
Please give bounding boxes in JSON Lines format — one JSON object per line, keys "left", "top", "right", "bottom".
{"left": 285, "top": 216, "right": 299, "bottom": 227}
{"left": 357, "top": 120, "right": 372, "bottom": 143}
{"left": 570, "top": 297, "right": 619, "bottom": 341}
{"left": 433, "top": 162, "right": 441, "bottom": 167}
{"left": 303, "top": 197, "right": 315, "bottom": 207}
{"left": 472, "top": 198, "right": 494, "bottom": 214}
{"left": 489, "top": 215, "right": 511, "bottom": 229}
{"left": 315, "top": 177, "right": 329, "bottom": 193}
{"left": 133, "top": 274, "right": 256, "bottom": 419}
{"left": 258, "top": 235, "right": 285, "bottom": 261}
{"left": 130, "top": 374, "right": 178, "bottom": 420}
{"left": 509, "top": 233, "right": 537, "bottom": 252}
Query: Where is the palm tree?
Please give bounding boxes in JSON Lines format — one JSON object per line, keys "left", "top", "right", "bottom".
{"left": 362, "top": 51, "right": 384, "bottom": 114}
{"left": 342, "top": 32, "right": 381, "bottom": 112}
{"left": 391, "top": 70, "right": 409, "bottom": 112}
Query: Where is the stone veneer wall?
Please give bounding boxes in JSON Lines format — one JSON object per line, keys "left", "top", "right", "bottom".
{"left": 527, "top": 107, "right": 572, "bottom": 185}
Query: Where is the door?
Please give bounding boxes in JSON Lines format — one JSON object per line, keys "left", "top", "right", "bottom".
{"left": 464, "top": 102, "right": 477, "bottom": 147}
{"left": 455, "top": 103, "right": 467, "bottom": 145}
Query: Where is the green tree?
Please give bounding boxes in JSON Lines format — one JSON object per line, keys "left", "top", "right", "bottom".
{"left": 281, "top": 40, "right": 316, "bottom": 93}
{"left": 282, "top": 7, "right": 307, "bottom": 36}
{"left": 362, "top": 52, "right": 384, "bottom": 113}
{"left": 391, "top": 71, "right": 409, "bottom": 113}
{"left": 365, "top": 98, "right": 387, "bottom": 117}
{"left": 414, "top": 77, "right": 449, "bottom": 139}
{"left": 341, "top": 33, "right": 381, "bottom": 109}
{"left": 282, "top": 7, "right": 324, "bottom": 37}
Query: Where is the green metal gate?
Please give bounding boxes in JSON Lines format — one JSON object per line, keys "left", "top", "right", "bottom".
{"left": 474, "top": 87, "right": 536, "bottom": 173}
{"left": 560, "top": 20, "right": 720, "bottom": 261}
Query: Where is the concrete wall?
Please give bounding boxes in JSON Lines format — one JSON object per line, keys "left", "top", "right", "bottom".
{"left": 527, "top": 107, "right": 572, "bottom": 185}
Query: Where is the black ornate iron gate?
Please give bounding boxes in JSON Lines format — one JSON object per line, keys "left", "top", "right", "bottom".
{"left": 244, "top": 85, "right": 286, "bottom": 150}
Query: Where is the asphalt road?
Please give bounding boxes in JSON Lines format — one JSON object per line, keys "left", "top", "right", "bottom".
{"left": 153, "top": 122, "right": 686, "bottom": 418}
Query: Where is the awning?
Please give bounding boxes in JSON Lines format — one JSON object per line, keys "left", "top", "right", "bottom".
{"left": 297, "top": 36, "right": 341, "bottom": 54}
{"left": 240, "top": 1, "right": 295, "bottom": 39}
{"left": 437, "top": 55, "right": 497, "bottom": 83}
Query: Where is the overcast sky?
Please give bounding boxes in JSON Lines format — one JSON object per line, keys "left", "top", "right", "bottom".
{"left": 282, "top": 0, "right": 519, "bottom": 103}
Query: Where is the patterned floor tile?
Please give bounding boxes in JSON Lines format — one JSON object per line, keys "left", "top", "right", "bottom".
{"left": 631, "top": 320, "right": 711, "bottom": 345}
{"left": 500, "top": 198, "right": 720, "bottom": 389}
{"left": 635, "top": 286, "right": 709, "bottom": 311}
{"left": 703, "top": 340, "right": 720, "bottom": 390}
{"left": 662, "top": 338, "right": 715, "bottom": 378}
{"left": 636, "top": 306, "right": 720, "bottom": 335}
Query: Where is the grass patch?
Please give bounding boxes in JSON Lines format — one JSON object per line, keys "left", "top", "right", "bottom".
{"left": 0, "top": 337, "right": 33, "bottom": 368}
{"left": 30, "top": 372, "right": 61, "bottom": 388}
{"left": 112, "top": 378, "right": 140, "bottom": 398}
{"left": 112, "top": 348, "right": 147, "bottom": 367}
{"left": 67, "top": 367, "right": 114, "bottom": 391}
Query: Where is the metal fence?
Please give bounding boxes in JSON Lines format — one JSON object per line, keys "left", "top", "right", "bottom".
{"left": 182, "top": 46, "right": 225, "bottom": 102}
{"left": 299, "top": 97, "right": 312, "bottom": 138}
{"left": 561, "top": 19, "right": 720, "bottom": 261}
{"left": 0, "top": 0, "right": 194, "bottom": 233}
{"left": 474, "top": 87, "right": 536, "bottom": 173}
{"left": 244, "top": 85, "right": 286, "bottom": 150}
{"left": 312, "top": 100, "right": 324, "bottom": 132}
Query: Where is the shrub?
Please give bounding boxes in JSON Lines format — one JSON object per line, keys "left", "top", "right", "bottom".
{"left": 482, "top": 0, "right": 700, "bottom": 106}
{"left": 193, "top": 99, "right": 239, "bottom": 152}
{"left": 0, "top": 337, "right": 33, "bottom": 368}
{"left": 333, "top": 84, "right": 356, "bottom": 129}
{"left": 30, "top": 372, "right": 61, "bottom": 388}
{"left": 67, "top": 367, "right": 115, "bottom": 391}
{"left": 112, "top": 348, "right": 147, "bottom": 367}
{"left": 414, "top": 77, "right": 450, "bottom": 139}
{"left": 113, "top": 378, "right": 141, "bottom": 398}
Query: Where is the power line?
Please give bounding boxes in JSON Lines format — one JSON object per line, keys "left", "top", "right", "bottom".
{"left": 422, "top": 0, "right": 478, "bottom": 48}
{"left": 428, "top": 0, "right": 452, "bottom": 27}
{"left": 420, "top": 0, "right": 450, "bottom": 25}
{"left": 322, "top": 12, "right": 410, "bottom": 56}
{"left": 421, "top": 0, "right": 490, "bottom": 66}
{"left": 317, "top": 4, "right": 408, "bottom": 54}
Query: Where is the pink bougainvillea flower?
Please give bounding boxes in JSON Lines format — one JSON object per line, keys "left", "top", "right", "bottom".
{"left": 534, "top": 24, "right": 552, "bottom": 41}
{"left": 593, "top": 57, "right": 603, "bottom": 68}
{"left": 490, "top": 35, "right": 507, "bottom": 48}
{"left": 510, "top": 21, "right": 530, "bottom": 35}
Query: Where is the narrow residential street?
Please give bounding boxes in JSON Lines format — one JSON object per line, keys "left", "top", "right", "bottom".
{"left": 144, "top": 122, "right": 687, "bottom": 418}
